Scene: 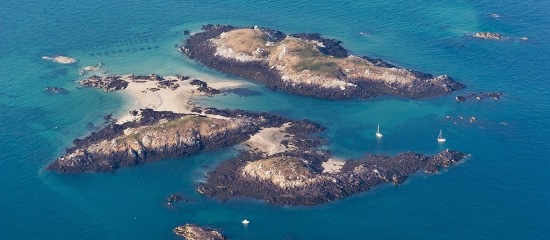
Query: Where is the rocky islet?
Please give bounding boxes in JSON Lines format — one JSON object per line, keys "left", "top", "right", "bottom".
{"left": 182, "top": 24, "right": 465, "bottom": 100}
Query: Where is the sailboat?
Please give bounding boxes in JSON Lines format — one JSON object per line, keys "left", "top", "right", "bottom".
{"left": 376, "top": 124, "right": 383, "bottom": 138}
{"left": 437, "top": 129, "right": 446, "bottom": 142}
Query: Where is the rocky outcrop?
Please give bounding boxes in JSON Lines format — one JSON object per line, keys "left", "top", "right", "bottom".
{"left": 471, "top": 32, "right": 507, "bottom": 40}
{"left": 190, "top": 79, "right": 221, "bottom": 95}
{"left": 79, "top": 73, "right": 218, "bottom": 93}
{"left": 42, "top": 55, "right": 78, "bottom": 64}
{"left": 173, "top": 224, "right": 226, "bottom": 240}
{"left": 199, "top": 149, "right": 466, "bottom": 205}
{"left": 47, "top": 108, "right": 310, "bottom": 173}
{"left": 165, "top": 194, "right": 188, "bottom": 207}
{"left": 182, "top": 24, "right": 465, "bottom": 100}
{"left": 79, "top": 75, "right": 129, "bottom": 92}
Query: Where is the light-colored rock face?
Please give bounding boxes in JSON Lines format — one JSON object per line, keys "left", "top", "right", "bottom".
{"left": 173, "top": 224, "right": 226, "bottom": 240}
{"left": 472, "top": 32, "right": 506, "bottom": 40}
{"left": 241, "top": 156, "right": 332, "bottom": 189}
{"left": 211, "top": 28, "right": 268, "bottom": 62}
{"left": 56, "top": 115, "right": 247, "bottom": 165}
{"left": 208, "top": 28, "right": 448, "bottom": 90}
{"left": 42, "top": 55, "right": 78, "bottom": 64}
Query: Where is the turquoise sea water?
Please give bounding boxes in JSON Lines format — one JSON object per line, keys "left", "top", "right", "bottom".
{"left": 1, "top": 0, "right": 549, "bottom": 239}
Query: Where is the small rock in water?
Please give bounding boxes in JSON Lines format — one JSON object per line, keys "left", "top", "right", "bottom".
{"left": 42, "top": 55, "right": 78, "bottom": 64}
{"left": 44, "top": 87, "right": 69, "bottom": 94}
{"left": 471, "top": 32, "right": 507, "bottom": 40}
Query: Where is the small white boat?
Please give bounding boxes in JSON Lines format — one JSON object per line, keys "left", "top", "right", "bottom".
{"left": 242, "top": 219, "right": 250, "bottom": 225}
{"left": 375, "top": 124, "right": 383, "bottom": 138}
{"left": 437, "top": 129, "right": 446, "bottom": 142}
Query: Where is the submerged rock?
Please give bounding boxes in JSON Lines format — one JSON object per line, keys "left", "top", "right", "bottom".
{"left": 42, "top": 55, "right": 78, "bottom": 64}
{"left": 44, "top": 87, "right": 69, "bottom": 94}
{"left": 173, "top": 224, "right": 226, "bottom": 240}
{"left": 182, "top": 24, "right": 464, "bottom": 100}
{"left": 222, "top": 88, "right": 262, "bottom": 97}
{"left": 165, "top": 194, "right": 188, "bottom": 207}
{"left": 455, "top": 92, "right": 503, "bottom": 102}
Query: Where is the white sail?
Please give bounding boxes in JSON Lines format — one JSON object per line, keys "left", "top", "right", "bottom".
{"left": 376, "top": 124, "right": 383, "bottom": 138}
{"left": 437, "top": 129, "right": 446, "bottom": 142}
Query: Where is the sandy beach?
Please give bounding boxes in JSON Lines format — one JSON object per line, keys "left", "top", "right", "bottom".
{"left": 322, "top": 158, "right": 345, "bottom": 174}
{"left": 244, "top": 123, "right": 293, "bottom": 155}
{"left": 114, "top": 75, "right": 243, "bottom": 123}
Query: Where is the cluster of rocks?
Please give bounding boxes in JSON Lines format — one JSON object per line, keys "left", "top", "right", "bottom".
{"left": 80, "top": 75, "right": 129, "bottom": 92}
{"left": 470, "top": 32, "right": 528, "bottom": 41}
{"left": 165, "top": 194, "right": 187, "bottom": 207}
{"left": 455, "top": 92, "right": 503, "bottom": 102}
{"left": 181, "top": 24, "right": 465, "bottom": 100}
{"left": 472, "top": 32, "right": 507, "bottom": 40}
{"left": 79, "top": 73, "right": 189, "bottom": 92}
{"left": 128, "top": 74, "right": 181, "bottom": 90}
{"left": 44, "top": 87, "right": 69, "bottom": 94}
{"left": 445, "top": 115, "right": 478, "bottom": 124}
{"left": 79, "top": 63, "right": 108, "bottom": 76}
{"left": 173, "top": 224, "right": 226, "bottom": 240}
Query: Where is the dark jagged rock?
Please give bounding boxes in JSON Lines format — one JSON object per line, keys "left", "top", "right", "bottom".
{"left": 165, "top": 194, "right": 187, "bottom": 207}
{"left": 44, "top": 87, "right": 69, "bottom": 94}
{"left": 80, "top": 74, "right": 190, "bottom": 92}
{"left": 199, "top": 149, "right": 466, "bottom": 206}
{"left": 173, "top": 224, "right": 226, "bottom": 240}
{"left": 182, "top": 24, "right": 465, "bottom": 100}
{"left": 103, "top": 114, "right": 116, "bottom": 125}
{"left": 80, "top": 75, "right": 129, "bottom": 92}
{"left": 190, "top": 79, "right": 221, "bottom": 95}
{"left": 471, "top": 32, "right": 507, "bottom": 40}
{"left": 455, "top": 92, "right": 503, "bottom": 102}
{"left": 175, "top": 74, "right": 191, "bottom": 80}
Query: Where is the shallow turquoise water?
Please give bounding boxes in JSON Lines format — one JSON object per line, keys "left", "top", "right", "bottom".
{"left": 1, "top": 0, "right": 549, "bottom": 239}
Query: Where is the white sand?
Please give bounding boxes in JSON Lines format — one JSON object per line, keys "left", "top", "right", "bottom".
{"left": 322, "top": 158, "right": 345, "bottom": 174}
{"left": 244, "top": 123, "right": 293, "bottom": 155}
{"left": 115, "top": 76, "right": 242, "bottom": 123}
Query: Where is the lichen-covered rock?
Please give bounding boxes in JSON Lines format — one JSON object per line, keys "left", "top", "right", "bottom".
{"left": 173, "top": 224, "right": 226, "bottom": 240}
{"left": 472, "top": 32, "right": 507, "bottom": 40}
{"left": 199, "top": 149, "right": 467, "bottom": 206}
{"left": 47, "top": 109, "right": 310, "bottom": 173}
{"left": 182, "top": 25, "right": 465, "bottom": 100}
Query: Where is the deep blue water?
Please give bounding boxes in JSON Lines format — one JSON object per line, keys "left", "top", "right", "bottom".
{"left": 1, "top": 0, "right": 549, "bottom": 239}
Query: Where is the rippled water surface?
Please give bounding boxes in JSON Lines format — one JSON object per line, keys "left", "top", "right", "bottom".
{"left": 0, "top": 0, "right": 549, "bottom": 239}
